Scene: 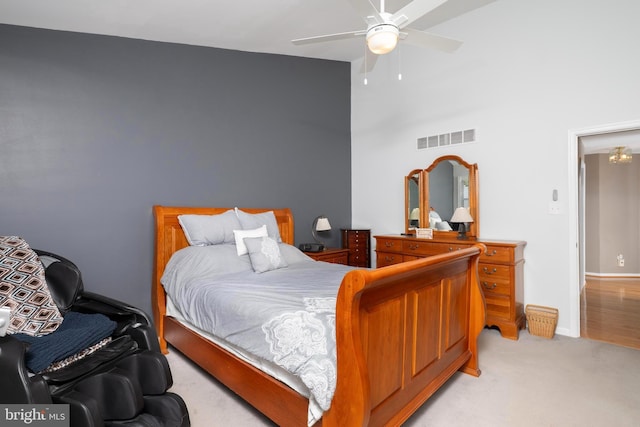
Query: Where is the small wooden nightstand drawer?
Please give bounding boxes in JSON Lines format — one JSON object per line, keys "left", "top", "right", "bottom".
{"left": 305, "top": 248, "right": 349, "bottom": 265}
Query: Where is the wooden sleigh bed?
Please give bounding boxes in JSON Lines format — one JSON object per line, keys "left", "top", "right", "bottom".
{"left": 153, "top": 206, "right": 485, "bottom": 426}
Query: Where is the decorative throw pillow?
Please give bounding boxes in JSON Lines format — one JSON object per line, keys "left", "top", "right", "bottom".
{"left": 0, "top": 236, "right": 64, "bottom": 336}
{"left": 233, "top": 225, "right": 268, "bottom": 256}
{"left": 178, "top": 210, "right": 241, "bottom": 246}
{"left": 244, "top": 236, "right": 288, "bottom": 273}
{"left": 234, "top": 208, "right": 282, "bottom": 242}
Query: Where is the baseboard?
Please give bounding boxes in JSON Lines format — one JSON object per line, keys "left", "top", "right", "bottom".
{"left": 585, "top": 272, "right": 640, "bottom": 279}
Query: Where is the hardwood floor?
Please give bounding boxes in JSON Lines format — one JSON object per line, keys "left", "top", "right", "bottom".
{"left": 580, "top": 276, "right": 640, "bottom": 349}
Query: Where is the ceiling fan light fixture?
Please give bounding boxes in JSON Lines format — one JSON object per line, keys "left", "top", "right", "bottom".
{"left": 366, "top": 24, "right": 399, "bottom": 55}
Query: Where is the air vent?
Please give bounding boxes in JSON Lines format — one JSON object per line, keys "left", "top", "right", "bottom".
{"left": 417, "top": 128, "right": 476, "bottom": 150}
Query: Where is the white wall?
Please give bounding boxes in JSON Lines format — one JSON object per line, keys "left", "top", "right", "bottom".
{"left": 350, "top": 0, "right": 640, "bottom": 336}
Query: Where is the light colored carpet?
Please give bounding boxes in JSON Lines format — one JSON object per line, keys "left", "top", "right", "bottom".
{"left": 165, "top": 329, "right": 640, "bottom": 426}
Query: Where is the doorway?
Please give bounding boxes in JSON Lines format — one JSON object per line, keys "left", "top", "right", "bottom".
{"left": 568, "top": 120, "right": 640, "bottom": 342}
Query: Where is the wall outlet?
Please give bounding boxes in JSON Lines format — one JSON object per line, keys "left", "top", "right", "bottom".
{"left": 548, "top": 201, "right": 561, "bottom": 215}
{"left": 617, "top": 254, "right": 625, "bottom": 267}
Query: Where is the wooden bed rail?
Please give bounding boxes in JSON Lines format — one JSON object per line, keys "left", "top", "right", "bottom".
{"left": 324, "top": 245, "right": 485, "bottom": 426}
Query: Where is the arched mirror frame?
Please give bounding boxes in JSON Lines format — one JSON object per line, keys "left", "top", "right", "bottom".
{"left": 405, "top": 155, "right": 479, "bottom": 239}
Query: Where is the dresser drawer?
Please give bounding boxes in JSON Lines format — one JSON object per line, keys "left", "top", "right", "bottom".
{"left": 377, "top": 238, "right": 403, "bottom": 254}
{"left": 479, "top": 263, "right": 511, "bottom": 294}
{"left": 376, "top": 252, "right": 402, "bottom": 267}
{"left": 349, "top": 251, "right": 369, "bottom": 267}
{"left": 479, "top": 279, "right": 511, "bottom": 296}
{"left": 431, "top": 242, "right": 473, "bottom": 253}
{"left": 479, "top": 264, "right": 511, "bottom": 281}
{"left": 484, "top": 295, "right": 512, "bottom": 320}
{"left": 481, "top": 245, "right": 515, "bottom": 263}
{"left": 401, "top": 241, "right": 441, "bottom": 256}
{"left": 346, "top": 233, "right": 369, "bottom": 246}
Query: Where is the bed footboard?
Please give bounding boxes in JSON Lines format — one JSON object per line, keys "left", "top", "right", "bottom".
{"left": 324, "top": 245, "right": 484, "bottom": 426}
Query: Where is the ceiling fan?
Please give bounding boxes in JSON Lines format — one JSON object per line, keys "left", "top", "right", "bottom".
{"left": 292, "top": 0, "right": 468, "bottom": 71}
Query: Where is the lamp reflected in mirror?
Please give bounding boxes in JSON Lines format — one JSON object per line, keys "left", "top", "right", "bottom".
{"left": 409, "top": 208, "right": 420, "bottom": 228}
{"left": 450, "top": 207, "right": 474, "bottom": 240}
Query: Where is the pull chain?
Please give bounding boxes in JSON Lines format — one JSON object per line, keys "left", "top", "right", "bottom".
{"left": 364, "top": 43, "right": 368, "bottom": 85}
{"left": 397, "top": 44, "right": 402, "bottom": 81}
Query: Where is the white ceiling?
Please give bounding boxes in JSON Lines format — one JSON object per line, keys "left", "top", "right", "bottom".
{"left": 0, "top": 0, "right": 495, "bottom": 62}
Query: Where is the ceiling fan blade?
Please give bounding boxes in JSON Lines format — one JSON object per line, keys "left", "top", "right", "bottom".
{"left": 402, "top": 27, "right": 463, "bottom": 53}
{"left": 412, "top": 0, "right": 497, "bottom": 29}
{"left": 391, "top": 0, "right": 449, "bottom": 28}
{"left": 347, "top": 0, "right": 384, "bottom": 25}
{"left": 292, "top": 30, "right": 366, "bottom": 45}
{"left": 359, "top": 49, "right": 379, "bottom": 74}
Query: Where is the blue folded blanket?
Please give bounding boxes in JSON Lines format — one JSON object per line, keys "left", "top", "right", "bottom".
{"left": 13, "top": 311, "right": 117, "bottom": 372}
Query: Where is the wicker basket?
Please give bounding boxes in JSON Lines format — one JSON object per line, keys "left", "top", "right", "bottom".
{"left": 525, "top": 305, "right": 558, "bottom": 339}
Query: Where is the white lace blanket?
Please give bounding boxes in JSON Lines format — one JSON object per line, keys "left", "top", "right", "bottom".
{"left": 161, "top": 245, "right": 355, "bottom": 415}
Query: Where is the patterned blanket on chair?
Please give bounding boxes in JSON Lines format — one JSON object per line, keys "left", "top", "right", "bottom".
{"left": 0, "top": 236, "right": 64, "bottom": 336}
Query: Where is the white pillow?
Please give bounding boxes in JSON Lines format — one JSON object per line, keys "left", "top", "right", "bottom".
{"left": 178, "top": 210, "right": 241, "bottom": 246}
{"left": 234, "top": 208, "right": 282, "bottom": 242}
{"left": 233, "top": 225, "right": 268, "bottom": 256}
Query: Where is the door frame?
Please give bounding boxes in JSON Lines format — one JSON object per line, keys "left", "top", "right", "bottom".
{"left": 567, "top": 119, "right": 640, "bottom": 337}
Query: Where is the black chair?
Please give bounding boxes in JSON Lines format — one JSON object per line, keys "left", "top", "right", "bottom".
{"left": 0, "top": 249, "right": 190, "bottom": 427}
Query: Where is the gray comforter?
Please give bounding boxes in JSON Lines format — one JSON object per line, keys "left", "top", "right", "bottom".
{"left": 161, "top": 244, "right": 356, "bottom": 415}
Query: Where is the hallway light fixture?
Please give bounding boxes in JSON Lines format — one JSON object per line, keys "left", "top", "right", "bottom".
{"left": 608, "top": 146, "right": 632, "bottom": 164}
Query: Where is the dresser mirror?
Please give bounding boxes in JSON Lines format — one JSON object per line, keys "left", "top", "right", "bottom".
{"left": 404, "top": 155, "right": 479, "bottom": 238}
{"left": 405, "top": 169, "right": 423, "bottom": 230}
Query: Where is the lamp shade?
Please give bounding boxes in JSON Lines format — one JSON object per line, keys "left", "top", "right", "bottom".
{"left": 450, "top": 207, "right": 474, "bottom": 223}
{"left": 410, "top": 208, "right": 420, "bottom": 220}
{"left": 314, "top": 216, "right": 331, "bottom": 231}
{"left": 366, "top": 24, "right": 399, "bottom": 55}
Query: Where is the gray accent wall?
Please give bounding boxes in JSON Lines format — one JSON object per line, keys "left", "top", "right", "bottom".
{"left": 0, "top": 24, "right": 352, "bottom": 315}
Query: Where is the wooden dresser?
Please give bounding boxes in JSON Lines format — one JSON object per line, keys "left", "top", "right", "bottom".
{"left": 304, "top": 248, "right": 350, "bottom": 265}
{"left": 375, "top": 235, "right": 526, "bottom": 340}
{"left": 341, "top": 228, "right": 371, "bottom": 267}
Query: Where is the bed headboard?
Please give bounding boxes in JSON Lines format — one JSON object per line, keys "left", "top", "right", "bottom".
{"left": 152, "top": 205, "right": 294, "bottom": 350}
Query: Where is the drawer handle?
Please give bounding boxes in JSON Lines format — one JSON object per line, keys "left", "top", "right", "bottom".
{"left": 482, "top": 281, "right": 497, "bottom": 290}
{"left": 448, "top": 247, "right": 463, "bottom": 252}
{"left": 409, "top": 244, "right": 420, "bottom": 250}
{"left": 482, "top": 267, "right": 498, "bottom": 274}
{"left": 384, "top": 256, "right": 395, "bottom": 261}
{"left": 485, "top": 249, "right": 498, "bottom": 257}
{"left": 385, "top": 242, "right": 394, "bottom": 248}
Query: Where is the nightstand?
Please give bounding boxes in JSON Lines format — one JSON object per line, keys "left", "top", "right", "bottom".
{"left": 304, "top": 248, "right": 350, "bottom": 265}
